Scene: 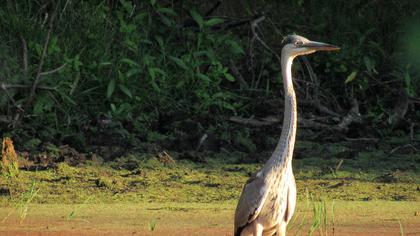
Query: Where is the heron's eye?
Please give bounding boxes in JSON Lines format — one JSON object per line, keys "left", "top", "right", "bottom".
{"left": 294, "top": 41, "right": 303, "bottom": 46}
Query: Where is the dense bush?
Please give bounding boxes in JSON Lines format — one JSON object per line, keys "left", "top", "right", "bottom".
{"left": 0, "top": 0, "right": 419, "bottom": 152}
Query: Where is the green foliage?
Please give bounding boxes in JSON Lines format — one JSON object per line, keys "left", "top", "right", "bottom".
{"left": 0, "top": 1, "right": 246, "bottom": 147}
{"left": 0, "top": 1, "right": 419, "bottom": 149}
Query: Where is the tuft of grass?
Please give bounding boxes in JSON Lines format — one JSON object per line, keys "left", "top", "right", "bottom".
{"left": 398, "top": 219, "right": 404, "bottom": 236}
{"left": 17, "top": 180, "right": 40, "bottom": 223}
{"left": 302, "top": 193, "right": 335, "bottom": 236}
{"left": 331, "top": 200, "right": 335, "bottom": 236}
{"left": 288, "top": 189, "right": 337, "bottom": 236}
{"left": 67, "top": 196, "right": 95, "bottom": 220}
{"left": 2, "top": 180, "right": 40, "bottom": 224}
{"left": 148, "top": 218, "right": 157, "bottom": 231}
{"left": 308, "top": 200, "right": 324, "bottom": 236}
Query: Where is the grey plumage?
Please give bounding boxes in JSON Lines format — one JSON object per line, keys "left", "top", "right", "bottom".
{"left": 234, "top": 35, "right": 339, "bottom": 236}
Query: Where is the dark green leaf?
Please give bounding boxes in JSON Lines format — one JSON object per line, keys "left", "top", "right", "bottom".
{"left": 224, "top": 73, "right": 235, "bottom": 82}
{"left": 205, "top": 18, "right": 224, "bottom": 27}
{"left": 121, "top": 58, "right": 139, "bottom": 67}
{"left": 157, "top": 8, "right": 177, "bottom": 16}
{"left": 107, "top": 79, "right": 116, "bottom": 98}
{"left": 190, "top": 10, "right": 203, "bottom": 29}
{"left": 119, "top": 84, "right": 133, "bottom": 98}
{"left": 197, "top": 73, "right": 211, "bottom": 82}
{"left": 169, "top": 56, "right": 188, "bottom": 70}
{"left": 345, "top": 71, "right": 358, "bottom": 84}
{"left": 227, "top": 40, "right": 245, "bottom": 55}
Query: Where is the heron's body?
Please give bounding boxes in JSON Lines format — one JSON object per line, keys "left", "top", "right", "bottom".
{"left": 234, "top": 35, "right": 339, "bottom": 236}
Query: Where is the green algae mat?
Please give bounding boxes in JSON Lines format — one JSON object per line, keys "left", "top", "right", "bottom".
{"left": 0, "top": 146, "right": 419, "bottom": 235}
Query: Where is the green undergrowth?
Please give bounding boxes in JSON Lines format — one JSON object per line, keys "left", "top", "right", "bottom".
{"left": 0, "top": 145, "right": 419, "bottom": 206}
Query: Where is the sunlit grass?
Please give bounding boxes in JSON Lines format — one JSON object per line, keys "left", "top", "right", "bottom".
{"left": 2, "top": 180, "right": 39, "bottom": 224}
{"left": 67, "top": 196, "right": 95, "bottom": 220}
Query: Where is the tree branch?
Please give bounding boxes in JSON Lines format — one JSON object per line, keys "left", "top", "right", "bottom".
{"left": 40, "top": 63, "right": 67, "bottom": 76}
{"left": 1, "top": 83, "right": 57, "bottom": 91}
{"left": 20, "top": 34, "right": 28, "bottom": 78}
{"left": 204, "top": 0, "right": 222, "bottom": 16}
{"left": 300, "top": 56, "right": 341, "bottom": 117}
{"left": 337, "top": 99, "right": 362, "bottom": 131}
{"left": 25, "top": 3, "right": 58, "bottom": 108}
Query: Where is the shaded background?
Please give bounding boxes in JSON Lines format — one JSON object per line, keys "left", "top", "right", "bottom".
{"left": 1, "top": 0, "right": 420, "bottom": 159}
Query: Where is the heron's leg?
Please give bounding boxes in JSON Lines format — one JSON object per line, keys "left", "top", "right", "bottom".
{"left": 239, "top": 225, "right": 253, "bottom": 236}
{"left": 240, "top": 222, "right": 263, "bottom": 236}
{"left": 253, "top": 222, "right": 264, "bottom": 236}
{"left": 284, "top": 172, "right": 297, "bottom": 224}
{"left": 276, "top": 222, "right": 287, "bottom": 236}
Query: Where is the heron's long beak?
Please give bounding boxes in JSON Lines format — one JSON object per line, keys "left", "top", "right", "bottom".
{"left": 303, "top": 41, "right": 340, "bottom": 51}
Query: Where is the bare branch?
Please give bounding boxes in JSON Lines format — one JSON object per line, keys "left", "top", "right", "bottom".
{"left": 301, "top": 56, "right": 341, "bottom": 117}
{"left": 250, "top": 15, "right": 281, "bottom": 62}
{"left": 1, "top": 83, "right": 57, "bottom": 91}
{"left": 0, "top": 81, "right": 24, "bottom": 113}
{"left": 0, "top": 116, "right": 12, "bottom": 123}
{"left": 12, "top": 3, "right": 59, "bottom": 127}
{"left": 20, "top": 34, "right": 28, "bottom": 78}
{"left": 229, "top": 60, "right": 249, "bottom": 89}
{"left": 229, "top": 115, "right": 340, "bottom": 131}
{"left": 204, "top": 0, "right": 221, "bottom": 16}
{"left": 390, "top": 144, "right": 417, "bottom": 155}
{"left": 25, "top": 3, "right": 58, "bottom": 108}
{"left": 40, "top": 63, "right": 67, "bottom": 76}
{"left": 337, "top": 99, "right": 362, "bottom": 131}
{"left": 229, "top": 116, "right": 279, "bottom": 126}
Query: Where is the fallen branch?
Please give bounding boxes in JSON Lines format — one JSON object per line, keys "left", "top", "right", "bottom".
{"left": 337, "top": 99, "right": 361, "bottom": 131}
{"left": 389, "top": 144, "right": 417, "bottom": 155}
{"left": 230, "top": 104, "right": 362, "bottom": 132}
{"left": 345, "top": 137, "right": 379, "bottom": 142}
{"left": 229, "top": 115, "right": 279, "bottom": 126}
{"left": 0, "top": 116, "right": 12, "bottom": 123}
{"left": 388, "top": 90, "right": 409, "bottom": 125}
{"left": 229, "top": 115, "right": 338, "bottom": 131}
{"left": 1, "top": 83, "right": 57, "bottom": 91}
{"left": 40, "top": 63, "right": 67, "bottom": 77}
{"left": 408, "top": 95, "right": 420, "bottom": 104}
{"left": 298, "top": 117, "right": 336, "bottom": 130}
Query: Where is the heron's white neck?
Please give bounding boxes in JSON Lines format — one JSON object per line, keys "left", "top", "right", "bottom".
{"left": 264, "top": 53, "right": 297, "bottom": 171}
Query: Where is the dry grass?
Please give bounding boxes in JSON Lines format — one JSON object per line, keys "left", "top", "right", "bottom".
{"left": 1, "top": 137, "right": 19, "bottom": 177}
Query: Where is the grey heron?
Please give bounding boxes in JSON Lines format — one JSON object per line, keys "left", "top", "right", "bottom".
{"left": 234, "top": 35, "right": 339, "bottom": 236}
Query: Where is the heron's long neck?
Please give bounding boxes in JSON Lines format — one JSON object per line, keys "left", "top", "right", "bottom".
{"left": 264, "top": 54, "right": 297, "bottom": 171}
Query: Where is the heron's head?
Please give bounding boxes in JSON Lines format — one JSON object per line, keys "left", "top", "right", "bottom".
{"left": 281, "top": 35, "right": 340, "bottom": 58}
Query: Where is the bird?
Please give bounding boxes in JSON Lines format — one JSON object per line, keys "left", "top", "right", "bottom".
{"left": 234, "top": 35, "right": 339, "bottom": 236}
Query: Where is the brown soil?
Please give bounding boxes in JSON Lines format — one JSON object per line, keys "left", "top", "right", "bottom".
{"left": 0, "top": 202, "right": 419, "bottom": 236}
